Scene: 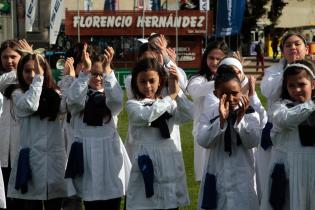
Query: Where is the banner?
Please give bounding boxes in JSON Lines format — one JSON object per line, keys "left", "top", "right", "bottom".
{"left": 215, "top": 0, "right": 245, "bottom": 37}
{"left": 25, "top": 0, "right": 37, "bottom": 32}
{"left": 104, "top": 0, "right": 117, "bottom": 10}
{"left": 149, "top": 0, "right": 161, "bottom": 11}
{"left": 49, "top": 0, "right": 64, "bottom": 45}
{"left": 200, "top": 0, "right": 209, "bottom": 11}
{"left": 84, "top": 0, "right": 93, "bottom": 10}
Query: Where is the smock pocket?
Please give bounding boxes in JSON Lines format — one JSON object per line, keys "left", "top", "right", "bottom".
{"left": 201, "top": 173, "right": 217, "bottom": 209}
{"left": 15, "top": 147, "right": 32, "bottom": 194}
{"left": 65, "top": 141, "right": 84, "bottom": 179}
{"left": 269, "top": 163, "right": 287, "bottom": 210}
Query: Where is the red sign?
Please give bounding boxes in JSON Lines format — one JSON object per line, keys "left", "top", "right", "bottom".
{"left": 65, "top": 10, "right": 213, "bottom": 36}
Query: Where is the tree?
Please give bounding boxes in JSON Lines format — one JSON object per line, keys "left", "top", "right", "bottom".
{"left": 241, "top": 0, "right": 269, "bottom": 41}
{"left": 268, "top": 0, "right": 288, "bottom": 27}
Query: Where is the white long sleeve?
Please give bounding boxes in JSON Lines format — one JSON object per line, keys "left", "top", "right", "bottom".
{"left": 12, "top": 75, "right": 43, "bottom": 117}
{"left": 0, "top": 71, "right": 17, "bottom": 92}
{"left": 67, "top": 71, "right": 123, "bottom": 116}
{"left": 272, "top": 99, "right": 315, "bottom": 130}
{"left": 0, "top": 92, "right": 3, "bottom": 116}
{"left": 260, "top": 59, "right": 286, "bottom": 112}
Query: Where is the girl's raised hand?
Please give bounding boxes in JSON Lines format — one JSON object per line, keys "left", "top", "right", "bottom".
{"left": 248, "top": 75, "right": 256, "bottom": 97}
{"left": 166, "top": 48, "right": 177, "bottom": 64}
{"left": 81, "top": 43, "right": 91, "bottom": 73}
{"left": 168, "top": 66, "right": 180, "bottom": 99}
{"left": 103, "top": 47, "right": 115, "bottom": 74}
{"left": 154, "top": 34, "right": 167, "bottom": 50}
{"left": 232, "top": 51, "right": 245, "bottom": 65}
{"left": 219, "top": 94, "right": 229, "bottom": 128}
{"left": 34, "top": 54, "right": 44, "bottom": 76}
{"left": 236, "top": 95, "right": 250, "bottom": 123}
{"left": 64, "top": 57, "right": 75, "bottom": 77}
{"left": 17, "top": 39, "right": 33, "bottom": 52}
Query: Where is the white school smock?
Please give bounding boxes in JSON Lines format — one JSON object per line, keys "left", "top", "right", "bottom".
{"left": 196, "top": 104, "right": 260, "bottom": 210}
{"left": 0, "top": 93, "right": 5, "bottom": 208}
{"left": 187, "top": 75, "right": 214, "bottom": 181}
{"left": 124, "top": 67, "right": 189, "bottom": 156}
{"left": 0, "top": 165, "right": 5, "bottom": 209}
{"left": 66, "top": 71, "right": 131, "bottom": 201}
{"left": 260, "top": 99, "right": 315, "bottom": 210}
{"left": 260, "top": 59, "right": 286, "bottom": 113}
{"left": 259, "top": 58, "right": 286, "bottom": 203}
{"left": 0, "top": 71, "right": 20, "bottom": 168}
{"left": 126, "top": 91, "right": 192, "bottom": 210}
{"left": 7, "top": 75, "right": 68, "bottom": 200}
{"left": 59, "top": 75, "right": 76, "bottom": 155}
{"left": 0, "top": 92, "right": 2, "bottom": 114}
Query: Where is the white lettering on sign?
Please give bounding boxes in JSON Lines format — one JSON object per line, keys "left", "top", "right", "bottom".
{"left": 73, "top": 15, "right": 205, "bottom": 28}
{"left": 178, "top": 53, "right": 196, "bottom": 61}
{"left": 73, "top": 15, "right": 133, "bottom": 28}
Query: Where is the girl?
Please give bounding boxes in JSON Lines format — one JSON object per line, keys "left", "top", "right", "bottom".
{"left": 0, "top": 39, "right": 32, "bottom": 210}
{"left": 0, "top": 92, "right": 5, "bottom": 209}
{"left": 259, "top": 32, "right": 309, "bottom": 202}
{"left": 260, "top": 60, "right": 315, "bottom": 210}
{"left": 65, "top": 44, "right": 131, "bottom": 210}
{"left": 187, "top": 40, "right": 228, "bottom": 181}
{"left": 205, "top": 56, "right": 268, "bottom": 200}
{"left": 7, "top": 52, "right": 67, "bottom": 210}
{"left": 126, "top": 58, "right": 192, "bottom": 210}
{"left": 59, "top": 55, "right": 83, "bottom": 210}
{"left": 261, "top": 31, "right": 309, "bottom": 111}
{"left": 197, "top": 65, "right": 260, "bottom": 210}
{"left": 124, "top": 36, "right": 190, "bottom": 157}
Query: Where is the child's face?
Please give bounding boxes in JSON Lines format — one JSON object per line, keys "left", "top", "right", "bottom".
{"left": 23, "top": 60, "right": 35, "bottom": 85}
{"left": 282, "top": 35, "right": 308, "bottom": 63}
{"left": 1, "top": 47, "right": 21, "bottom": 71}
{"left": 136, "top": 70, "right": 160, "bottom": 99}
{"left": 215, "top": 79, "right": 242, "bottom": 110}
{"left": 206, "top": 49, "right": 225, "bottom": 75}
{"left": 286, "top": 71, "right": 314, "bottom": 103}
{"left": 89, "top": 62, "right": 103, "bottom": 90}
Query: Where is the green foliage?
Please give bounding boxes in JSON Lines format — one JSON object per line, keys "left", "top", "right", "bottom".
{"left": 268, "top": 0, "right": 288, "bottom": 26}
{"left": 0, "top": 1, "right": 10, "bottom": 14}
{"left": 241, "top": 0, "right": 269, "bottom": 41}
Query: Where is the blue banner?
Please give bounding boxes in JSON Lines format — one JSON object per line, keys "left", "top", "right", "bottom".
{"left": 215, "top": 0, "right": 246, "bottom": 37}
{"left": 104, "top": 0, "right": 116, "bottom": 11}
{"left": 151, "top": 0, "right": 161, "bottom": 11}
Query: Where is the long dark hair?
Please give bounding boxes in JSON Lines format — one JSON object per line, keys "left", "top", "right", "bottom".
{"left": 191, "top": 40, "right": 228, "bottom": 81}
{"left": 66, "top": 42, "right": 85, "bottom": 70}
{"left": 281, "top": 60, "right": 315, "bottom": 100}
{"left": 0, "top": 40, "right": 22, "bottom": 72}
{"left": 16, "top": 53, "right": 58, "bottom": 92}
{"left": 131, "top": 58, "right": 167, "bottom": 100}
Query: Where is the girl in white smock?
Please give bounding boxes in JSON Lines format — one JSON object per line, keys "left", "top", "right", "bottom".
{"left": 187, "top": 40, "right": 228, "bottom": 181}
{"left": 211, "top": 56, "right": 268, "bottom": 200}
{"left": 197, "top": 65, "right": 260, "bottom": 210}
{"left": 7, "top": 53, "right": 67, "bottom": 210}
{"left": 126, "top": 58, "right": 192, "bottom": 210}
{"left": 0, "top": 92, "right": 6, "bottom": 209}
{"left": 260, "top": 60, "right": 315, "bottom": 210}
{"left": 65, "top": 44, "right": 131, "bottom": 210}
{"left": 259, "top": 32, "right": 309, "bottom": 204}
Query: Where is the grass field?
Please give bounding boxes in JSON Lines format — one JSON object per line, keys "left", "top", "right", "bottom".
{"left": 117, "top": 87, "right": 267, "bottom": 210}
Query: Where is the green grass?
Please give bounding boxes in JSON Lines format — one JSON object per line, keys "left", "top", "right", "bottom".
{"left": 117, "top": 86, "right": 266, "bottom": 210}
